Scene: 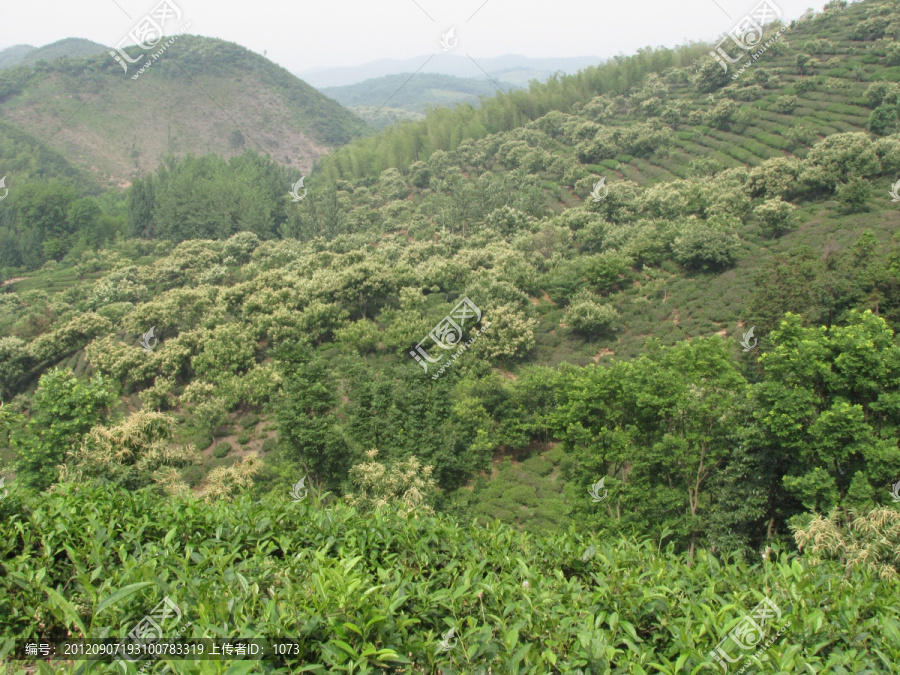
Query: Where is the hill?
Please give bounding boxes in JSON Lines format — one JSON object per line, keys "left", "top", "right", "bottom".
{"left": 1, "top": 0, "right": 899, "bottom": 568}
{"left": 0, "top": 116, "right": 102, "bottom": 194}
{"left": 0, "top": 35, "right": 367, "bottom": 185}
{"left": 322, "top": 72, "right": 522, "bottom": 112}
{"left": 298, "top": 53, "right": 606, "bottom": 88}
{"left": 0, "top": 38, "right": 108, "bottom": 70}
{"left": 0, "top": 44, "right": 35, "bottom": 70}
{"left": 321, "top": 72, "right": 522, "bottom": 129}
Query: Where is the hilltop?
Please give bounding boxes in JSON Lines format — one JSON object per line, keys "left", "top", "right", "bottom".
{"left": 0, "top": 35, "right": 366, "bottom": 186}
{"left": 0, "top": 38, "right": 108, "bottom": 70}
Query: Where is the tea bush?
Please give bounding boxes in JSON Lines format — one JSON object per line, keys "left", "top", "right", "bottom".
{"left": 0, "top": 482, "right": 897, "bottom": 673}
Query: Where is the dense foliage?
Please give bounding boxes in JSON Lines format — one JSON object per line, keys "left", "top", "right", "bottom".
{"left": 1, "top": 0, "right": 900, "bottom": 670}
{"left": 0, "top": 483, "right": 897, "bottom": 673}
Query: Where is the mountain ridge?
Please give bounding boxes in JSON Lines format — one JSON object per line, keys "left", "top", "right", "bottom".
{"left": 0, "top": 38, "right": 109, "bottom": 70}
{"left": 298, "top": 53, "right": 607, "bottom": 88}
{"left": 0, "top": 35, "right": 367, "bottom": 186}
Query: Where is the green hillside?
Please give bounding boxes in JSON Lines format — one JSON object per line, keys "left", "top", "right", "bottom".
{"left": 322, "top": 73, "right": 522, "bottom": 129}
{"left": 315, "top": 0, "right": 900, "bottom": 183}
{"left": 0, "top": 116, "right": 102, "bottom": 193}
{"left": 0, "top": 38, "right": 108, "bottom": 70}
{"left": 0, "top": 35, "right": 366, "bottom": 185}
{"left": 1, "top": 0, "right": 900, "bottom": 670}
{"left": 0, "top": 45, "right": 35, "bottom": 70}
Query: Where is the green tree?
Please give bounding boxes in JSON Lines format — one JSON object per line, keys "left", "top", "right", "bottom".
{"left": 754, "top": 197, "right": 796, "bottom": 238}
{"left": 276, "top": 351, "right": 350, "bottom": 490}
{"left": 836, "top": 177, "right": 872, "bottom": 213}
{"left": 567, "top": 291, "right": 618, "bottom": 338}
{"left": 754, "top": 312, "right": 900, "bottom": 517}
{"left": 13, "top": 370, "right": 116, "bottom": 490}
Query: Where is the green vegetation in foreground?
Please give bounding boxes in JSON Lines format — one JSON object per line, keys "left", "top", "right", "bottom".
{"left": 0, "top": 482, "right": 897, "bottom": 673}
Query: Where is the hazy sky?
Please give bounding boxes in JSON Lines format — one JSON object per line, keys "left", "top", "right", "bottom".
{"left": 2, "top": 0, "right": 825, "bottom": 73}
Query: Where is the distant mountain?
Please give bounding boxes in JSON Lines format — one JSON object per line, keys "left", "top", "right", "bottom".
{"left": 0, "top": 35, "right": 367, "bottom": 185}
{"left": 0, "top": 45, "right": 36, "bottom": 70}
{"left": 321, "top": 72, "right": 523, "bottom": 129}
{"left": 0, "top": 39, "right": 108, "bottom": 70}
{"left": 298, "top": 54, "right": 606, "bottom": 89}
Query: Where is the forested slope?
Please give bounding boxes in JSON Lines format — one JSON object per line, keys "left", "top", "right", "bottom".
{"left": 1, "top": 0, "right": 900, "bottom": 670}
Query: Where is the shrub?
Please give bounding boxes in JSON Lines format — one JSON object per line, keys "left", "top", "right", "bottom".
{"left": 213, "top": 442, "right": 232, "bottom": 458}
{"left": 521, "top": 456, "right": 554, "bottom": 476}
{"left": 800, "top": 132, "right": 882, "bottom": 193}
{"left": 887, "top": 42, "right": 900, "bottom": 66}
{"left": 180, "top": 464, "right": 204, "bottom": 488}
{"left": 773, "top": 95, "right": 799, "bottom": 114}
{"left": 836, "top": 177, "right": 872, "bottom": 212}
{"left": 863, "top": 82, "right": 900, "bottom": 108}
{"left": 202, "top": 453, "right": 261, "bottom": 502}
{"left": 748, "top": 158, "right": 802, "bottom": 199}
{"left": 59, "top": 411, "right": 199, "bottom": 494}
{"left": 693, "top": 56, "right": 730, "bottom": 93}
{"left": 754, "top": 198, "right": 797, "bottom": 238}
{"left": 867, "top": 105, "right": 899, "bottom": 136}
{"left": 261, "top": 437, "right": 276, "bottom": 453}
{"left": 672, "top": 219, "right": 739, "bottom": 272}
{"left": 346, "top": 449, "right": 437, "bottom": 515}
{"left": 794, "top": 78, "right": 816, "bottom": 94}
{"left": 237, "top": 431, "right": 252, "bottom": 445}
{"left": 407, "top": 161, "right": 431, "bottom": 188}
{"left": 850, "top": 16, "right": 888, "bottom": 41}
{"left": 705, "top": 100, "right": 737, "bottom": 129}
{"left": 567, "top": 292, "right": 619, "bottom": 338}
{"left": 793, "top": 507, "right": 900, "bottom": 580}
{"left": 795, "top": 53, "right": 813, "bottom": 75}
{"left": 725, "top": 84, "right": 765, "bottom": 101}
{"left": 378, "top": 168, "right": 409, "bottom": 201}
{"left": 240, "top": 413, "right": 260, "bottom": 430}
{"left": 503, "top": 484, "right": 539, "bottom": 507}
